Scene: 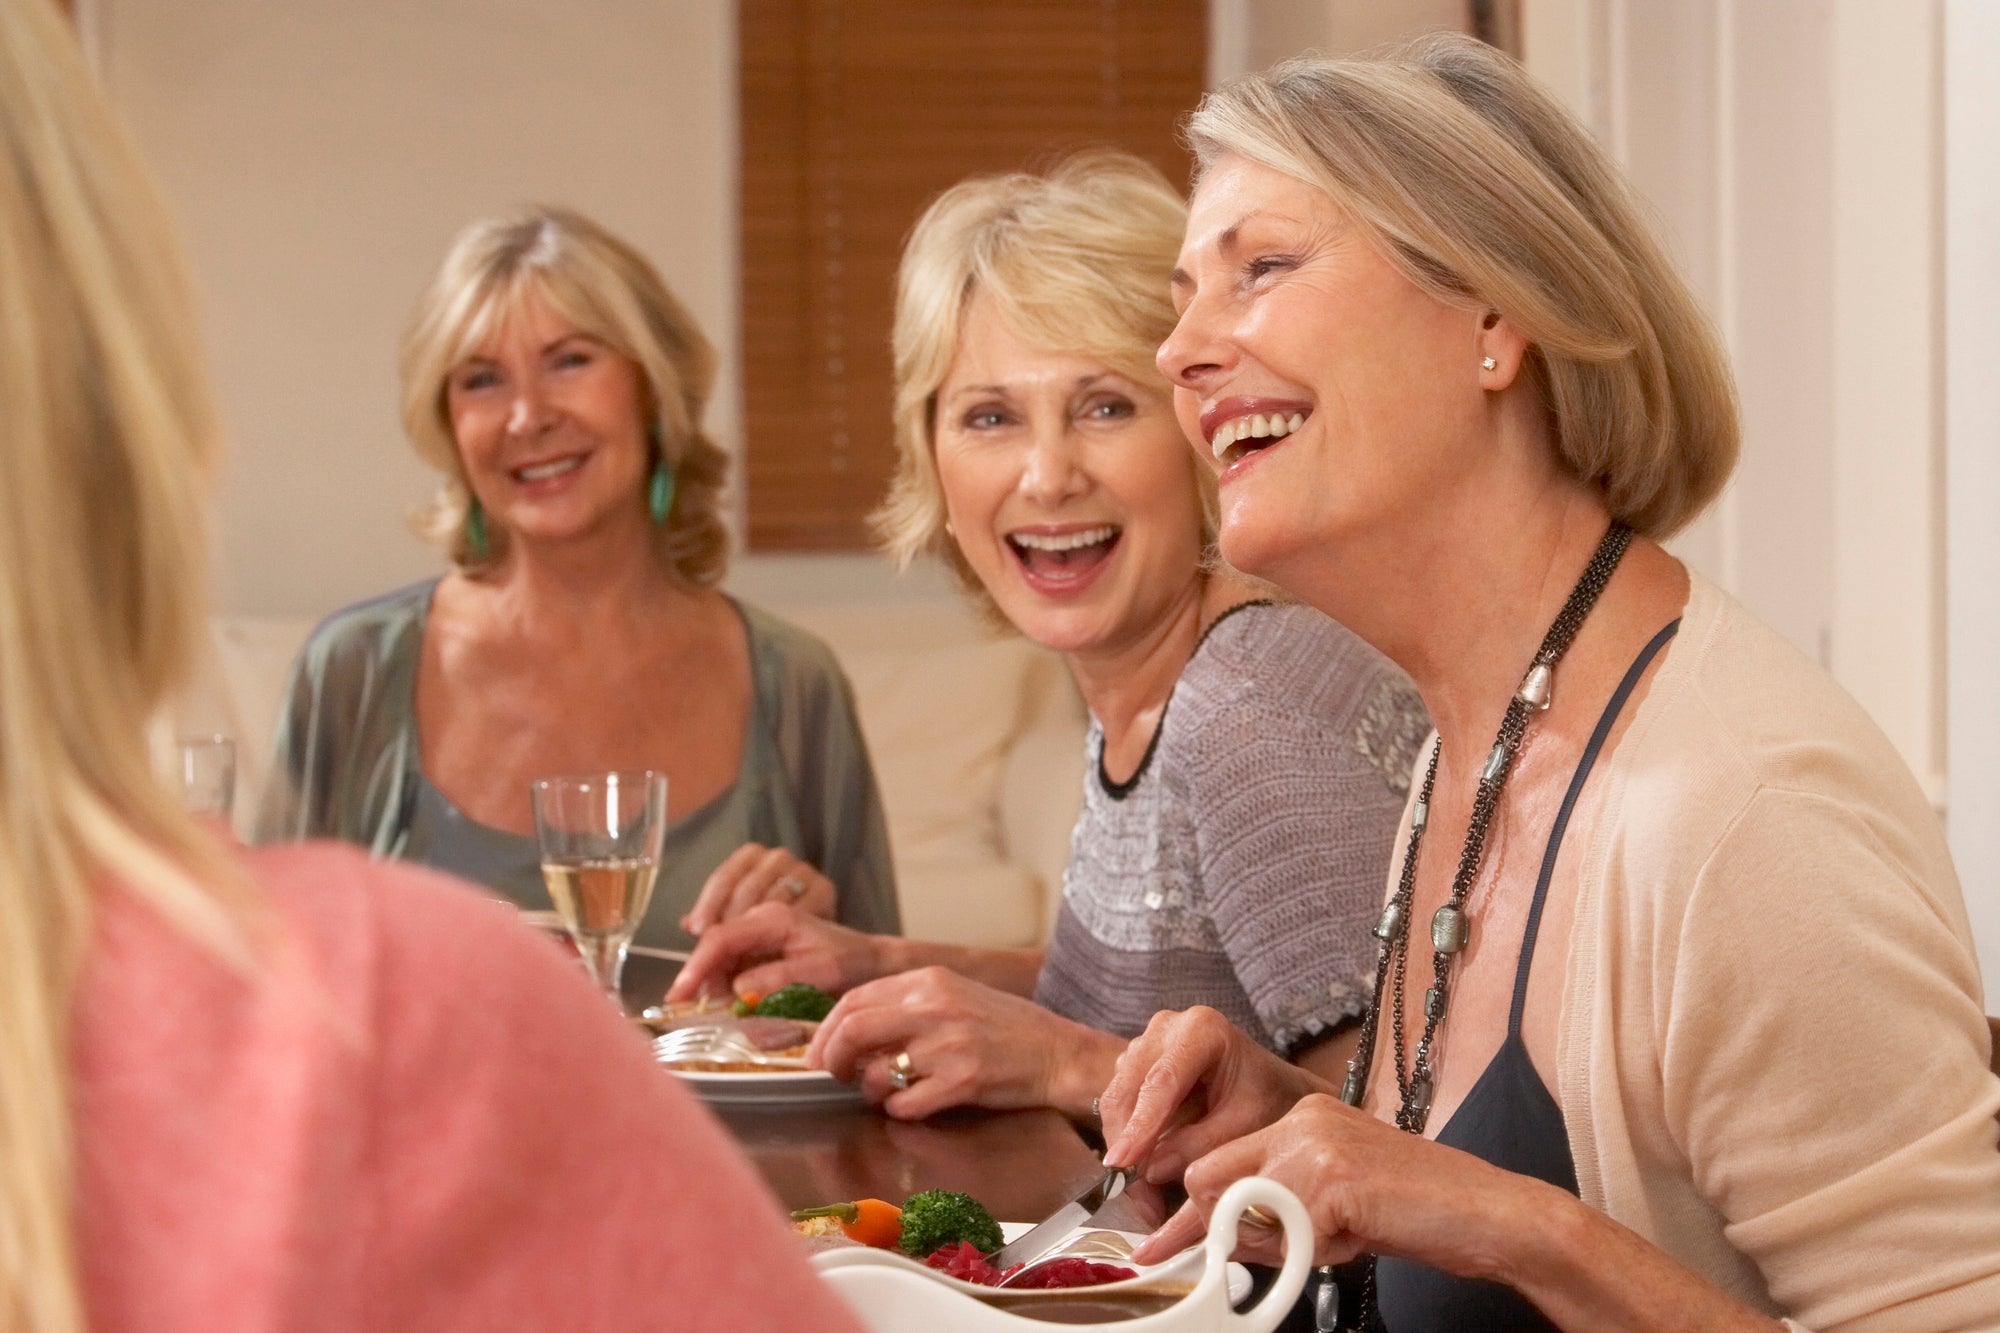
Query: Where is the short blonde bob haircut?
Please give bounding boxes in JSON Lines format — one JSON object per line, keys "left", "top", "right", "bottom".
{"left": 402, "top": 208, "right": 731, "bottom": 585}
{"left": 1187, "top": 35, "right": 1738, "bottom": 537}
{"left": 873, "top": 150, "right": 1215, "bottom": 617}
{"left": 0, "top": 0, "right": 252, "bottom": 1326}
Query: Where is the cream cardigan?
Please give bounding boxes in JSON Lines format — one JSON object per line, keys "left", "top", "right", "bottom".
{"left": 1533, "top": 574, "right": 2000, "bottom": 1330}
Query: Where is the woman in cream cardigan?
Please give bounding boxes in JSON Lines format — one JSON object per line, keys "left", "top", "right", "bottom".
{"left": 1100, "top": 35, "right": 2000, "bottom": 1333}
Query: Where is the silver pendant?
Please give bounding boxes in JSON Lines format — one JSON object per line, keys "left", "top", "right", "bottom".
{"left": 1373, "top": 899, "right": 1407, "bottom": 942}
{"left": 1517, "top": 661, "right": 1554, "bottom": 711}
{"left": 1431, "top": 904, "right": 1469, "bottom": 953}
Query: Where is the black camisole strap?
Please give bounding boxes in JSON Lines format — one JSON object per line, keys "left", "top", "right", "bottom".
{"left": 1507, "top": 617, "right": 1682, "bottom": 1037}
{"left": 1372, "top": 617, "right": 1684, "bottom": 1332}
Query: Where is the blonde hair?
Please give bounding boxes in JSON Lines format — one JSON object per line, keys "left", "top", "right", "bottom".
{"left": 0, "top": 1, "right": 253, "bottom": 1327}
{"left": 1186, "top": 35, "right": 1738, "bottom": 536}
{"left": 401, "top": 208, "right": 731, "bottom": 585}
{"left": 873, "top": 150, "right": 1215, "bottom": 619}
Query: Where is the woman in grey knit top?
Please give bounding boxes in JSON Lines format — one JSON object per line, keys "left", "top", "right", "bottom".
{"left": 671, "top": 152, "right": 1426, "bottom": 1120}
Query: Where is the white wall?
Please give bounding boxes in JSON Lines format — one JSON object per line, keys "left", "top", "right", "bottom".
{"left": 96, "top": 0, "right": 745, "bottom": 620}
{"left": 1945, "top": 0, "right": 2000, "bottom": 995}
{"left": 1535, "top": 1, "right": 1983, "bottom": 990}
{"left": 1525, "top": 0, "right": 1945, "bottom": 796}
{"left": 1829, "top": 1, "right": 1944, "bottom": 810}
{"left": 1212, "top": 0, "right": 1471, "bottom": 72}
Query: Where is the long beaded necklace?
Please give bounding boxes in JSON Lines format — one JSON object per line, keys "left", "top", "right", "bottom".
{"left": 1337, "top": 520, "right": 1632, "bottom": 1328}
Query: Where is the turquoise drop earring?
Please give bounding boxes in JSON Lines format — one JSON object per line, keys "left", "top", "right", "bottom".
{"left": 464, "top": 496, "right": 489, "bottom": 561}
{"left": 649, "top": 460, "right": 675, "bottom": 525}
{"left": 647, "top": 422, "right": 675, "bottom": 525}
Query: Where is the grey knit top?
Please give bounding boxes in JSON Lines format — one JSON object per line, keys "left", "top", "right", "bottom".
{"left": 1033, "top": 602, "right": 1428, "bottom": 1054}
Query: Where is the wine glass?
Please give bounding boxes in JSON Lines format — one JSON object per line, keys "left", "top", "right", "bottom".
{"left": 529, "top": 770, "right": 667, "bottom": 1004}
{"left": 175, "top": 735, "right": 237, "bottom": 823}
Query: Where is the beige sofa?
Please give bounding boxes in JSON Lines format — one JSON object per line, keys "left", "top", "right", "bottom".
{"left": 176, "top": 599, "right": 1088, "bottom": 950}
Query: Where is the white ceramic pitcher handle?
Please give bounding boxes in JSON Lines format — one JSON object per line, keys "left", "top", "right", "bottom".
{"left": 1209, "top": 1176, "right": 1315, "bottom": 1332}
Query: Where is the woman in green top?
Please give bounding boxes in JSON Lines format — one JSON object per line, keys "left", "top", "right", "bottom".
{"left": 254, "top": 208, "right": 899, "bottom": 951}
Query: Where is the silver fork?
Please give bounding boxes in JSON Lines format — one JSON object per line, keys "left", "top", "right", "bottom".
{"left": 652, "top": 1026, "right": 807, "bottom": 1068}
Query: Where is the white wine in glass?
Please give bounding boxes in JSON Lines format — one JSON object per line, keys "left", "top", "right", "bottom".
{"left": 530, "top": 771, "right": 667, "bottom": 1004}
{"left": 540, "top": 858, "right": 658, "bottom": 940}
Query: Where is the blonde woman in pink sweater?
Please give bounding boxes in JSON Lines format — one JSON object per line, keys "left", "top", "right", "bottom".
{"left": 0, "top": 4, "right": 861, "bottom": 1330}
{"left": 1101, "top": 34, "right": 2000, "bottom": 1333}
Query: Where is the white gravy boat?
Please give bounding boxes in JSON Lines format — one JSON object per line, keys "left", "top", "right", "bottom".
{"left": 813, "top": 1176, "right": 1314, "bottom": 1332}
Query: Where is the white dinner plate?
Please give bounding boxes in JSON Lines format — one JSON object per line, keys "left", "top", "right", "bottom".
{"left": 671, "top": 1066, "right": 866, "bottom": 1109}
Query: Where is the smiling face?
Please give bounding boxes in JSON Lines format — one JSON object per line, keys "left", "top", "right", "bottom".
{"left": 933, "top": 295, "right": 1206, "bottom": 659}
{"left": 444, "top": 287, "right": 652, "bottom": 551}
{"left": 1156, "top": 154, "right": 1496, "bottom": 596}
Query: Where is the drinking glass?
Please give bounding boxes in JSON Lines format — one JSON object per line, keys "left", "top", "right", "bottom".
{"left": 175, "top": 735, "right": 237, "bottom": 823}
{"left": 530, "top": 770, "right": 667, "bottom": 1004}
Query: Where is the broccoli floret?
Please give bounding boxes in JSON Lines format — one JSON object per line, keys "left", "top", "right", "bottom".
{"left": 897, "top": 1188, "right": 1002, "bottom": 1258}
{"left": 752, "top": 983, "right": 837, "bottom": 1022}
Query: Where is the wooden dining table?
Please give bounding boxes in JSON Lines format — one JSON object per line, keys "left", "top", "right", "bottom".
{"left": 622, "top": 947, "right": 1111, "bottom": 1221}
{"left": 618, "top": 945, "right": 1304, "bottom": 1323}
{"left": 715, "top": 1099, "right": 1109, "bottom": 1219}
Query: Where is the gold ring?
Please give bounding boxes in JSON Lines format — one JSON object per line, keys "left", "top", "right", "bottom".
{"left": 888, "top": 1050, "right": 915, "bottom": 1091}
{"left": 1243, "top": 1204, "right": 1280, "bottom": 1230}
{"left": 780, "top": 875, "right": 809, "bottom": 901}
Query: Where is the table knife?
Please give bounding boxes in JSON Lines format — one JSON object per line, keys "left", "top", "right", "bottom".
{"left": 986, "top": 1165, "right": 1135, "bottom": 1271}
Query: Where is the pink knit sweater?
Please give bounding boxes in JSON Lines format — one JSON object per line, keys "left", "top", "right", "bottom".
{"left": 72, "top": 842, "right": 862, "bottom": 1331}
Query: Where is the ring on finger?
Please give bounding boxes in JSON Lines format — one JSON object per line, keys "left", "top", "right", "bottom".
{"left": 779, "top": 874, "right": 809, "bottom": 901}
{"left": 1243, "top": 1205, "right": 1279, "bottom": 1230}
{"left": 888, "top": 1049, "right": 916, "bottom": 1092}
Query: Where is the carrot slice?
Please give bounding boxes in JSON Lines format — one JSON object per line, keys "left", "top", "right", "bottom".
{"left": 790, "top": 1198, "right": 903, "bottom": 1249}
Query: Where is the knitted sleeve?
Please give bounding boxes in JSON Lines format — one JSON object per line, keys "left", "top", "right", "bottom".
{"left": 1172, "top": 609, "right": 1427, "bottom": 1052}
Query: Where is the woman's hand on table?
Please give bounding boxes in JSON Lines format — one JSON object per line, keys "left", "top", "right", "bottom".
{"left": 682, "top": 843, "right": 836, "bottom": 936}
{"left": 665, "top": 902, "right": 891, "bottom": 1004}
{"left": 1100, "top": 1006, "right": 1327, "bottom": 1186}
{"left": 808, "top": 967, "right": 1124, "bottom": 1121}
{"left": 1128, "top": 1091, "right": 1518, "bottom": 1269}
{"left": 1130, "top": 1094, "right": 1790, "bottom": 1333}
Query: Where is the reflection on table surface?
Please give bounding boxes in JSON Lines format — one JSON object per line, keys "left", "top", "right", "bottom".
{"left": 716, "top": 1102, "right": 1107, "bottom": 1219}
{"left": 618, "top": 948, "right": 684, "bottom": 1010}
{"left": 517, "top": 912, "right": 686, "bottom": 1008}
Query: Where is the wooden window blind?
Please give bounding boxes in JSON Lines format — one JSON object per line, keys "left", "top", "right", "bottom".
{"left": 738, "top": 0, "right": 1208, "bottom": 550}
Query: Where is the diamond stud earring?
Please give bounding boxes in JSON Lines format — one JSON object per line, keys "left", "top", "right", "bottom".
{"left": 1481, "top": 356, "right": 1498, "bottom": 371}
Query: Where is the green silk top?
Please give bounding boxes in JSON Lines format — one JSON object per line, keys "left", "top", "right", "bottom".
{"left": 251, "top": 580, "right": 900, "bottom": 950}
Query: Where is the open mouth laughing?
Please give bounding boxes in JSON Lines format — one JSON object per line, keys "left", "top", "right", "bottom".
{"left": 1005, "top": 524, "right": 1122, "bottom": 585}
{"left": 1207, "top": 410, "right": 1309, "bottom": 467}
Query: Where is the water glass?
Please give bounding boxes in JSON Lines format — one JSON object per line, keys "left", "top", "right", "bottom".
{"left": 530, "top": 770, "right": 667, "bottom": 1003}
